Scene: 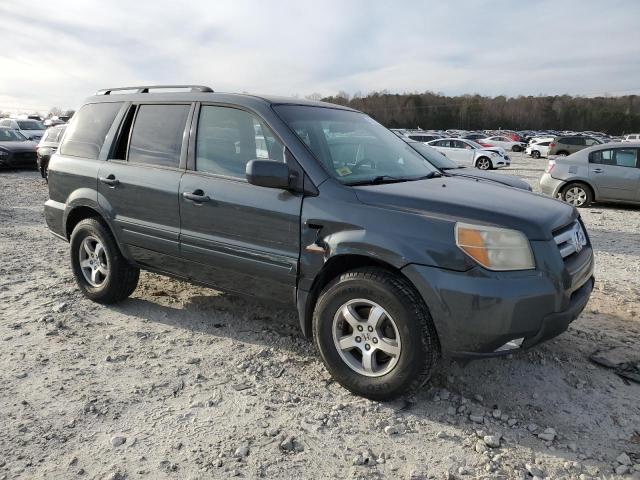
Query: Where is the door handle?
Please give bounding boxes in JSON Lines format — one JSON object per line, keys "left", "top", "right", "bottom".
{"left": 592, "top": 168, "right": 603, "bottom": 173}
{"left": 183, "top": 190, "right": 210, "bottom": 203}
{"left": 99, "top": 175, "right": 119, "bottom": 186}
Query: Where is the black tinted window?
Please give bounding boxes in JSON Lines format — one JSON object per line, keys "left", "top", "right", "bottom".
{"left": 196, "top": 106, "right": 284, "bottom": 178}
{"left": 59, "top": 102, "right": 122, "bottom": 159}
{"left": 128, "top": 104, "right": 190, "bottom": 167}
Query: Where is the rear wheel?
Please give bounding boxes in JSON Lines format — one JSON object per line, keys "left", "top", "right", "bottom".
{"left": 476, "top": 157, "right": 492, "bottom": 170}
{"left": 531, "top": 150, "right": 541, "bottom": 159}
{"left": 562, "top": 182, "right": 593, "bottom": 208}
{"left": 556, "top": 151, "right": 569, "bottom": 157}
{"left": 512, "top": 145, "right": 522, "bottom": 152}
{"left": 313, "top": 267, "right": 439, "bottom": 400}
{"left": 70, "top": 218, "right": 139, "bottom": 303}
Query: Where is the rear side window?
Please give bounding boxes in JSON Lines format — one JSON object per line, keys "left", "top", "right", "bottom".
{"left": 128, "top": 104, "right": 190, "bottom": 168}
{"left": 195, "top": 105, "right": 284, "bottom": 178}
{"left": 589, "top": 149, "right": 613, "bottom": 164}
{"left": 60, "top": 102, "right": 122, "bottom": 159}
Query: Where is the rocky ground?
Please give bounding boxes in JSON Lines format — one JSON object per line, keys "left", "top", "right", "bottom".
{"left": 0, "top": 153, "right": 639, "bottom": 480}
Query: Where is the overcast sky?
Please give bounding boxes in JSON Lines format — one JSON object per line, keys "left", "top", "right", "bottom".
{"left": 1, "top": 0, "right": 639, "bottom": 113}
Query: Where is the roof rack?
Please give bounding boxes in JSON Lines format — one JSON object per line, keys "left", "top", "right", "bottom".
{"left": 96, "top": 85, "right": 214, "bottom": 95}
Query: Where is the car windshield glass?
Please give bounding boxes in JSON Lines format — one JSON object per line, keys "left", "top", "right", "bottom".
{"left": 17, "top": 120, "right": 45, "bottom": 130}
{"left": 0, "top": 129, "right": 27, "bottom": 141}
{"left": 407, "top": 142, "right": 460, "bottom": 169}
{"left": 274, "top": 105, "right": 438, "bottom": 184}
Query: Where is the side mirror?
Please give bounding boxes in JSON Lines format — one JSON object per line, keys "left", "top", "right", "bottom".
{"left": 246, "top": 159, "right": 290, "bottom": 189}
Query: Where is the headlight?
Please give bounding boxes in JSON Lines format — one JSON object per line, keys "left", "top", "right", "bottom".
{"left": 490, "top": 152, "right": 498, "bottom": 157}
{"left": 455, "top": 222, "right": 535, "bottom": 271}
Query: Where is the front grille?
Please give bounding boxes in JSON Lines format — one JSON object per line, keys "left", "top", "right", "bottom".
{"left": 554, "top": 220, "right": 588, "bottom": 259}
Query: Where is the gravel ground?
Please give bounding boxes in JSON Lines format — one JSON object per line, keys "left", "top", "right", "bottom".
{"left": 0, "top": 152, "right": 639, "bottom": 480}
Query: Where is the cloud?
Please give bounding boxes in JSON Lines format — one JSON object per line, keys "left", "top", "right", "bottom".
{"left": 0, "top": 0, "right": 639, "bottom": 112}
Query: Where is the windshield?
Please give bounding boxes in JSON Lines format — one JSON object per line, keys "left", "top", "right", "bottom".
{"left": 17, "top": 120, "right": 45, "bottom": 130}
{"left": 274, "top": 105, "right": 438, "bottom": 184}
{"left": 0, "top": 128, "right": 28, "bottom": 141}
{"left": 406, "top": 142, "right": 460, "bottom": 169}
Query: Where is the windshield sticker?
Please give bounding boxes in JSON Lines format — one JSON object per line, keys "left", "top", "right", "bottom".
{"left": 336, "top": 166, "right": 352, "bottom": 177}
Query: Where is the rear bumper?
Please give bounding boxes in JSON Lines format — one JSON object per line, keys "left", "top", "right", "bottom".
{"left": 402, "top": 245, "right": 594, "bottom": 358}
{"left": 540, "top": 173, "right": 565, "bottom": 198}
{"left": 44, "top": 199, "right": 66, "bottom": 239}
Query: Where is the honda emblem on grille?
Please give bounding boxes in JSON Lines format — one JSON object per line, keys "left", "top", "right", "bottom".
{"left": 573, "top": 225, "right": 587, "bottom": 252}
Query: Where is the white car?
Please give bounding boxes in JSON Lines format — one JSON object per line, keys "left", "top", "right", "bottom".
{"left": 525, "top": 141, "right": 551, "bottom": 159}
{"left": 0, "top": 118, "right": 46, "bottom": 141}
{"left": 622, "top": 133, "right": 640, "bottom": 142}
{"left": 479, "top": 135, "right": 526, "bottom": 152}
{"left": 525, "top": 137, "right": 554, "bottom": 159}
{"left": 427, "top": 138, "right": 510, "bottom": 170}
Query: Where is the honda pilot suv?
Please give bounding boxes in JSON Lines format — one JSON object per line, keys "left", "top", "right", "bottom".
{"left": 45, "top": 85, "right": 595, "bottom": 400}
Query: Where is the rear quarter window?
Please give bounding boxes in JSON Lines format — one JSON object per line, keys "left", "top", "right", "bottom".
{"left": 59, "top": 102, "right": 123, "bottom": 159}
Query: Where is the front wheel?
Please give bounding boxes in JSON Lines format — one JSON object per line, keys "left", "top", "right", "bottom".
{"left": 70, "top": 218, "right": 140, "bottom": 303}
{"left": 512, "top": 145, "right": 522, "bottom": 152}
{"left": 532, "top": 150, "right": 541, "bottom": 159}
{"left": 476, "top": 157, "right": 493, "bottom": 170}
{"left": 562, "top": 182, "right": 593, "bottom": 208}
{"left": 313, "top": 268, "right": 439, "bottom": 400}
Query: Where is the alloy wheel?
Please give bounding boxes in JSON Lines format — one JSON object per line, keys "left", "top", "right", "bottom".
{"left": 332, "top": 299, "right": 402, "bottom": 377}
{"left": 565, "top": 187, "right": 587, "bottom": 207}
{"left": 477, "top": 158, "right": 491, "bottom": 170}
{"left": 78, "top": 236, "right": 110, "bottom": 287}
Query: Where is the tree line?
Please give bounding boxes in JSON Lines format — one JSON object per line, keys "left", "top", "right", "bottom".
{"left": 319, "top": 91, "right": 640, "bottom": 135}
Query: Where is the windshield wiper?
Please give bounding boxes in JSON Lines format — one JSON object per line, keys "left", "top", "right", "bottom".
{"left": 346, "top": 175, "right": 411, "bottom": 186}
{"left": 413, "top": 171, "right": 443, "bottom": 180}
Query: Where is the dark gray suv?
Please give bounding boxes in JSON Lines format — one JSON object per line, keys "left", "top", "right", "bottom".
{"left": 45, "top": 85, "right": 595, "bottom": 400}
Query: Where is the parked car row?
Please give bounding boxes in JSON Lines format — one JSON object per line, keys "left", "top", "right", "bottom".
{"left": 0, "top": 119, "right": 67, "bottom": 178}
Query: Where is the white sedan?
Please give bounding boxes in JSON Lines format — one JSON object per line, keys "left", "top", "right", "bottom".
{"left": 479, "top": 135, "right": 526, "bottom": 152}
{"left": 427, "top": 138, "right": 510, "bottom": 170}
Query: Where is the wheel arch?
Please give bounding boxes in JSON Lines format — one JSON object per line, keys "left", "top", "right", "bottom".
{"left": 561, "top": 179, "right": 596, "bottom": 201}
{"left": 474, "top": 155, "right": 491, "bottom": 168}
{"left": 297, "top": 254, "right": 419, "bottom": 339}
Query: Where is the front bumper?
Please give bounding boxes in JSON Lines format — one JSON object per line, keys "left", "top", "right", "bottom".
{"left": 539, "top": 173, "right": 565, "bottom": 198}
{"left": 402, "top": 242, "right": 594, "bottom": 358}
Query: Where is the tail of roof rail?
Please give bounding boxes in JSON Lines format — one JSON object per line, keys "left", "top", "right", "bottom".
{"left": 96, "top": 85, "right": 214, "bottom": 95}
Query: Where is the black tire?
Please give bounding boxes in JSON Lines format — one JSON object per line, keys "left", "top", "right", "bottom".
{"left": 512, "top": 145, "right": 522, "bottom": 152}
{"left": 556, "top": 150, "right": 569, "bottom": 157}
{"left": 476, "top": 156, "right": 493, "bottom": 170}
{"left": 561, "top": 182, "right": 593, "bottom": 208}
{"left": 313, "top": 267, "right": 439, "bottom": 400}
{"left": 531, "top": 150, "right": 541, "bottom": 159}
{"left": 70, "top": 218, "right": 139, "bottom": 303}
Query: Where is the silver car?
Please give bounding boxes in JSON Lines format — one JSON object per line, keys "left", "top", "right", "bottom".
{"left": 540, "top": 142, "right": 640, "bottom": 207}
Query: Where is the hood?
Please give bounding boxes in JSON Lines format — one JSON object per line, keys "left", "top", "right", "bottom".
{"left": 446, "top": 169, "right": 531, "bottom": 191}
{"left": 0, "top": 141, "right": 38, "bottom": 153}
{"left": 480, "top": 146, "right": 505, "bottom": 155}
{"left": 354, "top": 177, "right": 576, "bottom": 240}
